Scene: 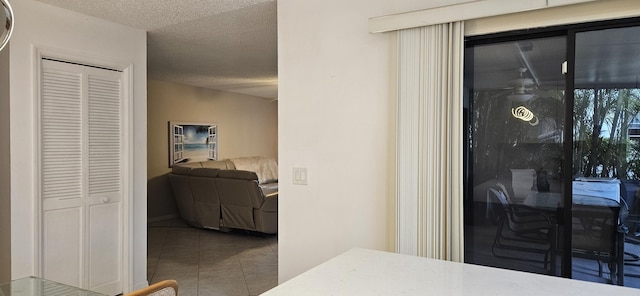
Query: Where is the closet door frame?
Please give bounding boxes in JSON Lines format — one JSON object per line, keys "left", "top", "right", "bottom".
{"left": 32, "top": 46, "right": 134, "bottom": 293}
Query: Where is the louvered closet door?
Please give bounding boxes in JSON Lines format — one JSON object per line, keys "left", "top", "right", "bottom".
{"left": 40, "top": 59, "right": 123, "bottom": 295}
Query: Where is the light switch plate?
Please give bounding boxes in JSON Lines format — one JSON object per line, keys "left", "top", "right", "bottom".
{"left": 292, "top": 167, "right": 308, "bottom": 185}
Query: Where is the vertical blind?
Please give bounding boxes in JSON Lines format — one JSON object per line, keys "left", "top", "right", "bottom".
{"left": 396, "top": 22, "right": 464, "bottom": 262}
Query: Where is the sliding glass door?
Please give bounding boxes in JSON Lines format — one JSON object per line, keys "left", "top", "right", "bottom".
{"left": 571, "top": 25, "right": 640, "bottom": 285}
{"left": 464, "top": 19, "right": 640, "bottom": 288}
{"left": 464, "top": 33, "right": 567, "bottom": 276}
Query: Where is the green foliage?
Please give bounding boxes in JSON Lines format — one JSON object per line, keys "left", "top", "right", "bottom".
{"left": 573, "top": 88, "right": 640, "bottom": 180}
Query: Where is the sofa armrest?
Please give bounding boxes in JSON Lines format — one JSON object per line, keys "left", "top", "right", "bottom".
{"left": 261, "top": 194, "right": 278, "bottom": 212}
{"left": 259, "top": 182, "right": 278, "bottom": 196}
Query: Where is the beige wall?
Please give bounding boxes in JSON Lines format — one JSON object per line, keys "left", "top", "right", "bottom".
{"left": 0, "top": 44, "right": 9, "bottom": 283}
{"left": 147, "top": 80, "right": 278, "bottom": 220}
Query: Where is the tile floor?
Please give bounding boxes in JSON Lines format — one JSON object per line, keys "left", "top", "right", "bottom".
{"left": 147, "top": 219, "right": 278, "bottom": 296}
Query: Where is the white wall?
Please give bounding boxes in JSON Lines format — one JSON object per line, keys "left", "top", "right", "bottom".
{"left": 277, "top": 0, "right": 470, "bottom": 282}
{"left": 277, "top": 0, "right": 399, "bottom": 282}
{"left": 9, "top": 0, "right": 147, "bottom": 291}
{"left": 277, "top": 0, "right": 640, "bottom": 283}
{"left": 0, "top": 41, "right": 10, "bottom": 283}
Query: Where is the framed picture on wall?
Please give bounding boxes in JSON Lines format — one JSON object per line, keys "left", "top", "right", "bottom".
{"left": 168, "top": 121, "right": 217, "bottom": 167}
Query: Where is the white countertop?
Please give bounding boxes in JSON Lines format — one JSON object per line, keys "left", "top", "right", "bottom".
{"left": 262, "top": 248, "right": 639, "bottom": 295}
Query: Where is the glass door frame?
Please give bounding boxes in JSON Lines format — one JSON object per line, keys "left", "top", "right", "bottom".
{"left": 463, "top": 16, "right": 640, "bottom": 281}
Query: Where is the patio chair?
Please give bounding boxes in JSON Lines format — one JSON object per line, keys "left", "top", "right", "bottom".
{"left": 489, "top": 187, "right": 553, "bottom": 271}
{"left": 572, "top": 204, "right": 624, "bottom": 286}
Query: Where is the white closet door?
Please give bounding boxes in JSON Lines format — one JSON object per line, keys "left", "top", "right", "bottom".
{"left": 86, "top": 69, "right": 122, "bottom": 294}
{"left": 40, "top": 59, "right": 123, "bottom": 295}
{"left": 41, "top": 62, "right": 84, "bottom": 287}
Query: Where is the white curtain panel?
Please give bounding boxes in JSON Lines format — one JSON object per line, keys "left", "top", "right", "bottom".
{"left": 396, "top": 22, "right": 464, "bottom": 262}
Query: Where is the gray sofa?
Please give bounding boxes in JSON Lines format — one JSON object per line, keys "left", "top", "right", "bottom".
{"left": 168, "top": 157, "right": 278, "bottom": 234}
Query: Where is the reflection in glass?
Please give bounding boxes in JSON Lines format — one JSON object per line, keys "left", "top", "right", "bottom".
{"left": 0, "top": 0, "right": 14, "bottom": 51}
{"left": 465, "top": 35, "right": 566, "bottom": 276}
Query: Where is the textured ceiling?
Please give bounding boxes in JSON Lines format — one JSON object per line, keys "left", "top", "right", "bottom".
{"left": 36, "top": 0, "right": 278, "bottom": 99}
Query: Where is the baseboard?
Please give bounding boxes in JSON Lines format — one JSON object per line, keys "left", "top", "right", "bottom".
{"left": 147, "top": 214, "right": 179, "bottom": 223}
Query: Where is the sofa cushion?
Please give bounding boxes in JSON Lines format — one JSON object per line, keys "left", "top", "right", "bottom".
{"left": 201, "top": 159, "right": 235, "bottom": 169}
{"left": 174, "top": 161, "right": 204, "bottom": 169}
{"left": 171, "top": 166, "right": 193, "bottom": 175}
